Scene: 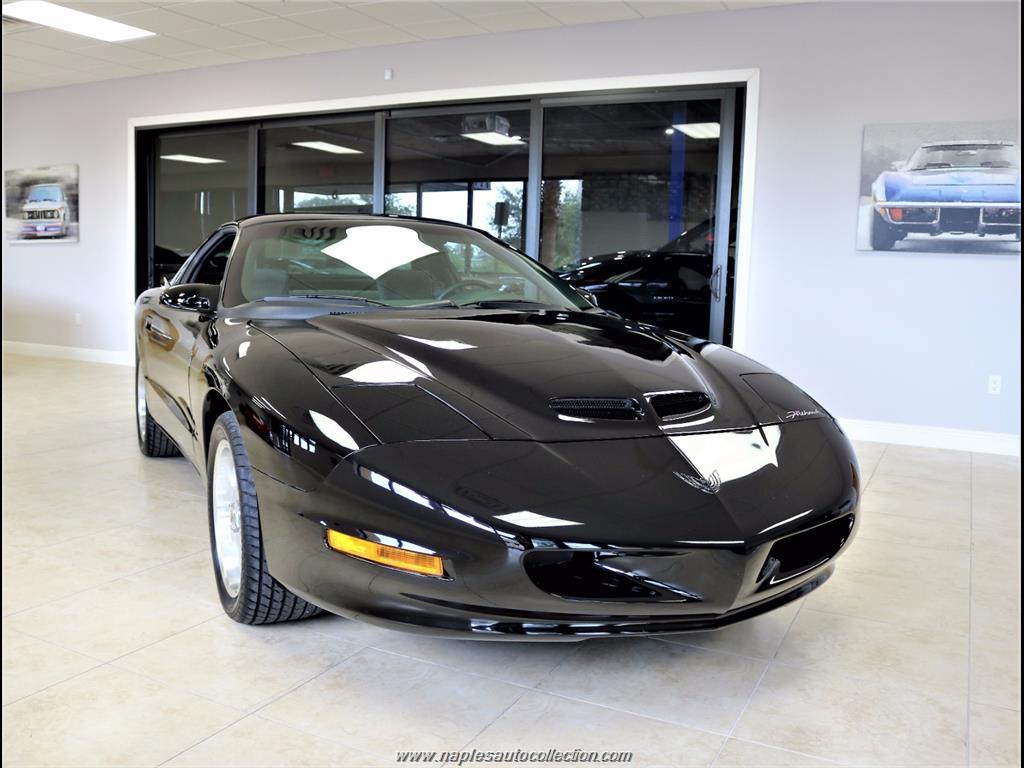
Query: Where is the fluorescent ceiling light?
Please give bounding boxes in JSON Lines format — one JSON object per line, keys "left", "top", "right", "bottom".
{"left": 672, "top": 122, "right": 721, "bottom": 140}
{"left": 292, "top": 141, "right": 363, "bottom": 155}
{"left": 1, "top": 0, "right": 155, "bottom": 41}
{"left": 160, "top": 154, "right": 225, "bottom": 165}
{"left": 461, "top": 132, "right": 525, "bottom": 147}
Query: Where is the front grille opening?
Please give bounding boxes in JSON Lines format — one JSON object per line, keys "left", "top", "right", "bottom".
{"left": 648, "top": 391, "right": 712, "bottom": 420}
{"left": 524, "top": 551, "right": 700, "bottom": 602}
{"left": 549, "top": 397, "right": 643, "bottom": 421}
{"left": 758, "top": 514, "right": 854, "bottom": 587}
{"left": 940, "top": 207, "right": 981, "bottom": 232}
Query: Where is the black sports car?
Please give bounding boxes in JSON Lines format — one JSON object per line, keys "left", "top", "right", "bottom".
{"left": 136, "top": 214, "right": 859, "bottom": 639}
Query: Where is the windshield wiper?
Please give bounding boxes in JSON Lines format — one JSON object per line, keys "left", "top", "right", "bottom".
{"left": 261, "top": 295, "right": 390, "bottom": 306}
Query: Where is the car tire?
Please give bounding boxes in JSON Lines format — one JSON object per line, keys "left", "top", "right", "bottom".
{"left": 207, "top": 410, "right": 322, "bottom": 625}
{"left": 136, "top": 357, "right": 180, "bottom": 458}
{"left": 870, "top": 212, "right": 899, "bottom": 251}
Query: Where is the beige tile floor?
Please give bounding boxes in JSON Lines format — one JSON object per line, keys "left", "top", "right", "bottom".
{"left": 1, "top": 354, "right": 1020, "bottom": 768}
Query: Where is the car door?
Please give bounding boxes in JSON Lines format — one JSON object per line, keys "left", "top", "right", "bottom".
{"left": 141, "top": 227, "right": 236, "bottom": 454}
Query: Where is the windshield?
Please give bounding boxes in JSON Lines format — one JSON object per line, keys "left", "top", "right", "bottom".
{"left": 222, "top": 219, "right": 590, "bottom": 310}
{"left": 27, "top": 185, "right": 63, "bottom": 203}
{"left": 907, "top": 143, "right": 1019, "bottom": 171}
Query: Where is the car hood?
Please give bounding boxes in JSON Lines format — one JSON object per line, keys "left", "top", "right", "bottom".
{"left": 883, "top": 168, "right": 1020, "bottom": 203}
{"left": 253, "top": 308, "right": 810, "bottom": 443}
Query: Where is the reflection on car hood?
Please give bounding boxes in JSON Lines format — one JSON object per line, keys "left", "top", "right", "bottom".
{"left": 254, "top": 308, "right": 779, "bottom": 442}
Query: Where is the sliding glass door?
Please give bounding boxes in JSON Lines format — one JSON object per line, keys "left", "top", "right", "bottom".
{"left": 536, "top": 92, "right": 735, "bottom": 342}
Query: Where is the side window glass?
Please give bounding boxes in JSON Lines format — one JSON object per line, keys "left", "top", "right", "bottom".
{"left": 193, "top": 233, "right": 236, "bottom": 285}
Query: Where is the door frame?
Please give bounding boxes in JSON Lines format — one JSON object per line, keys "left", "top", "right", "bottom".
{"left": 128, "top": 68, "right": 761, "bottom": 352}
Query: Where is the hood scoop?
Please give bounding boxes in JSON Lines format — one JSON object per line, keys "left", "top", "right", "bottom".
{"left": 549, "top": 397, "right": 644, "bottom": 421}
{"left": 648, "top": 391, "right": 712, "bottom": 421}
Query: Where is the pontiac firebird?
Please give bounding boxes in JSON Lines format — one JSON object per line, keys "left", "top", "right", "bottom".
{"left": 135, "top": 214, "right": 859, "bottom": 638}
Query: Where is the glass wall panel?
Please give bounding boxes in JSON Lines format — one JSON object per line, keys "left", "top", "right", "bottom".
{"left": 385, "top": 108, "right": 529, "bottom": 249}
{"left": 154, "top": 130, "right": 249, "bottom": 283}
{"left": 260, "top": 119, "right": 375, "bottom": 214}
{"left": 541, "top": 99, "right": 723, "bottom": 337}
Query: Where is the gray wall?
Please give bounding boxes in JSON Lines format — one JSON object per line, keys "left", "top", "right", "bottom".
{"left": 2, "top": 1, "right": 1019, "bottom": 437}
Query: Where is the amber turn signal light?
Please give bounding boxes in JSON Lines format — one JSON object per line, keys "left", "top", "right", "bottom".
{"left": 325, "top": 529, "right": 445, "bottom": 577}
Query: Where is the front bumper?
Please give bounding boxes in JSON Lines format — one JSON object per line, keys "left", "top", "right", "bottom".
{"left": 875, "top": 201, "right": 1020, "bottom": 235}
{"left": 21, "top": 222, "right": 66, "bottom": 237}
{"left": 252, "top": 419, "right": 860, "bottom": 639}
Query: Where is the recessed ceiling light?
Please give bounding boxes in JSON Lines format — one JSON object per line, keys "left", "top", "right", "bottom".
{"left": 461, "top": 132, "right": 526, "bottom": 147}
{"left": 291, "top": 141, "right": 363, "bottom": 155}
{"left": 671, "top": 122, "right": 721, "bottom": 140}
{"left": 160, "top": 154, "right": 225, "bottom": 164}
{"left": 1, "top": 0, "right": 155, "bottom": 41}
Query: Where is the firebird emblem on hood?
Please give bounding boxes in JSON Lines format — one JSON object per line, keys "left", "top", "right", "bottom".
{"left": 674, "top": 470, "right": 722, "bottom": 494}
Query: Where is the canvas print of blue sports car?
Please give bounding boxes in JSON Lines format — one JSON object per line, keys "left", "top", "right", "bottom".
{"left": 857, "top": 121, "right": 1020, "bottom": 253}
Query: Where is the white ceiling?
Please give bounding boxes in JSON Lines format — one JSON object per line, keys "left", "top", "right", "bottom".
{"left": 2, "top": 0, "right": 802, "bottom": 94}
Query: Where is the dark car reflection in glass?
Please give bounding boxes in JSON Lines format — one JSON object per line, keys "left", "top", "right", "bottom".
{"left": 560, "top": 215, "right": 736, "bottom": 342}
{"left": 135, "top": 214, "right": 858, "bottom": 639}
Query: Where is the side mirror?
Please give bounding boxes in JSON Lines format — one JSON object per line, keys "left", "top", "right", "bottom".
{"left": 576, "top": 288, "right": 599, "bottom": 307}
{"left": 160, "top": 283, "right": 219, "bottom": 314}
{"left": 890, "top": 160, "right": 907, "bottom": 171}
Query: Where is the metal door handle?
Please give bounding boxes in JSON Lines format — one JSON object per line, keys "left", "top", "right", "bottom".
{"left": 710, "top": 266, "right": 722, "bottom": 302}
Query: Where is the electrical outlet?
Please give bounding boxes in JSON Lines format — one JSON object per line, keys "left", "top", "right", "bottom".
{"left": 987, "top": 375, "right": 1002, "bottom": 395}
{"left": 383, "top": 68, "right": 393, "bottom": 81}
{"left": 74, "top": 313, "right": 82, "bottom": 326}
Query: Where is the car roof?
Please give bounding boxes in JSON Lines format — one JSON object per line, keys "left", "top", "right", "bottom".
{"left": 228, "top": 212, "right": 480, "bottom": 231}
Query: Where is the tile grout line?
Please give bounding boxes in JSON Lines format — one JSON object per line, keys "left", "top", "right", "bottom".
{"left": 706, "top": 594, "right": 806, "bottom": 766}
{"left": 153, "top": 641, "right": 372, "bottom": 768}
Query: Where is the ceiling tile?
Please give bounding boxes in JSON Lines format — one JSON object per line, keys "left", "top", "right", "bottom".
{"left": 628, "top": 1, "right": 725, "bottom": 17}
{"left": 165, "top": 1, "right": 273, "bottom": 24}
{"left": 287, "top": 6, "right": 389, "bottom": 34}
{"left": 254, "top": 1, "right": 342, "bottom": 17}
{"left": 336, "top": 25, "right": 419, "bottom": 45}
{"left": 0, "top": 36, "right": 72, "bottom": 62}
{"left": 129, "top": 57, "right": 196, "bottom": 72}
{"left": 110, "top": 7, "right": 210, "bottom": 33}
{"left": 121, "top": 33, "right": 206, "bottom": 55}
{"left": 399, "top": 17, "right": 488, "bottom": 39}
{"left": 170, "top": 24, "right": 263, "bottom": 47}
{"left": 225, "top": 15, "right": 321, "bottom": 40}
{"left": 472, "top": 8, "right": 560, "bottom": 32}
{"left": 1, "top": 54, "right": 40, "bottom": 74}
{"left": 167, "top": 48, "right": 246, "bottom": 66}
{"left": 222, "top": 41, "right": 298, "bottom": 59}
{"left": 351, "top": 1, "right": 458, "bottom": 25}
{"left": 535, "top": 2, "right": 639, "bottom": 24}
{"left": 441, "top": 2, "right": 538, "bottom": 20}
{"left": 74, "top": 43, "right": 164, "bottom": 64}
{"left": 279, "top": 34, "right": 356, "bottom": 53}
{"left": 60, "top": 1, "right": 156, "bottom": 17}
{"left": 2, "top": 27, "right": 103, "bottom": 50}
{"left": 723, "top": 0, "right": 810, "bottom": 7}
{"left": 2, "top": 71, "right": 64, "bottom": 91}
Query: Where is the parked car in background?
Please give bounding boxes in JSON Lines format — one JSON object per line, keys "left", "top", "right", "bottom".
{"left": 20, "top": 183, "right": 70, "bottom": 239}
{"left": 560, "top": 216, "right": 735, "bottom": 340}
{"left": 870, "top": 140, "right": 1021, "bottom": 250}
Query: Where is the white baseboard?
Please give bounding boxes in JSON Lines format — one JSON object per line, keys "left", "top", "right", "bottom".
{"left": 2, "top": 340, "right": 133, "bottom": 367}
{"left": 839, "top": 417, "right": 1020, "bottom": 457}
